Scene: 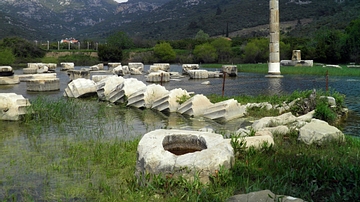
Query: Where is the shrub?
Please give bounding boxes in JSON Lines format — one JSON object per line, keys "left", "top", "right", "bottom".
{"left": 0, "top": 48, "right": 15, "bottom": 65}
{"left": 153, "top": 42, "right": 176, "bottom": 62}
{"left": 314, "top": 101, "right": 337, "bottom": 124}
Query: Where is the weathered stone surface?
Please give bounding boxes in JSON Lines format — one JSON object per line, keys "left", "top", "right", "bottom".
{"left": 153, "top": 63, "right": 170, "bottom": 72}
{"left": 136, "top": 129, "right": 234, "bottom": 184}
{"left": 122, "top": 78, "right": 147, "bottom": 97}
{"left": 188, "top": 70, "right": 209, "bottom": 79}
{"left": 67, "top": 70, "right": 90, "bottom": 80}
{"left": 96, "top": 76, "right": 125, "bottom": 103}
{"left": 201, "top": 81, "right": 210, "bottom": 85}
{"left": 222, "top": 65, "right": 238, "bottom": 77}
{"left": 112, "top": 65, "right": 130, "bottom": 76}
{"left": 36, "top": 65, "right": 49, "bottom": 74}
{"left": 26, "top": 78, "right": 60, "bottom": 91}
{"left": 60, "top": 62, "right": 75, "bottom": 71}
{"left": 0, "top": 76, "right": 20, "bottom": 85}
{"left": 0, "top": 93, "right": 31, "bottom": 121}
{"left": 108, "top": 63, "right": 121, "bottom": 71}
{"left": 23, "top": 67, "right": 38, "bottom": 74}
{"left": 129, "top": 62, "right": 144, "bottom": 73}
{"left": 151, "top": 88, "right": 190, "bottom": 112}
{"left": 127, "top": 84, "right": 169, "bottom": 108}
{"left": 0, "top": 66, "right": 14, "bottom": 76}
{"left": 18, "top": 73, "right": 57, "bottom": 82}
{"left": 178, "top": 94, "right": 213, "bottom": 117}
{"left": 146, "top": 71, "right": 170, "bottom": 83}
{"left": 258, "top": 125, "right": 289, "bottom": 136}
{"left": 203, "top": 99, "right": 247, "bottom": 122}
{"left": 227, "top": 190, "right": 305, "bottom": 202}
{"left": 182, "top": 64, "right": 199, "bottom": 75}
{"left": 91, "top": 75, "right": 113, "bottom": 83}
{"left": 63, "top": 78, "right": 97, "bottom": 98}
{"left": 252, "top": 112, "right": 297, "bottom": 130}
{"left": 208, "top": 71, "right": 221, "bottom": 78}
{"left": 298, "top": 118, "right": 345, "bottom": 145}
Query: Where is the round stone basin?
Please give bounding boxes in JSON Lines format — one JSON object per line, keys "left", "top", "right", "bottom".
{"left": 162, "top": 135, "right": 207, "bottom": 155}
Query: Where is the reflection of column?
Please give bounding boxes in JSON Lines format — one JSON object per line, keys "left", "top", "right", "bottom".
{"left": 268, "top": 0, "right": 281, "bottom": 75}
{"left": 267, "top": 77, "right": 283, "bottom": 95}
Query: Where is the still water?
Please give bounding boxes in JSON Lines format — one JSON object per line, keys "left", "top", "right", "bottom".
{"left": 1, "top": 65, "right": 359, "bottom": 137}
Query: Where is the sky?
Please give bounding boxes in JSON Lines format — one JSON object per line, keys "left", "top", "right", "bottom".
{"left": 114, "top": 0, "right": 128, "bottom": 3}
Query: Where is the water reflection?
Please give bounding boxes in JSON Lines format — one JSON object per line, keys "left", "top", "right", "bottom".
{"left": 267, "top": 77, "right": 283, "bottom": 95}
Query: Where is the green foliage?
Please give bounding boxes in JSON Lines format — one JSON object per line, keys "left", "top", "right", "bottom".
{"left": 58, "top": 53, "right": 99, "bottom": 66}
{"left": 243, "top": 38, "right": 269, "bottom": 63}
{"left": 193, "top": 43, "right": 217, "bottom": 63}
{"left": 195, "top": 29, "right": 209, "bottom": 41}
{"left": 0, "top": 48, "right": 15, "bottom": 65}
{"left": 0, "top": 37, "right": 46, "bottom": 59}
{"left": 176, "top": 94, "right": 191, "bottom": 105}
{"left": 211, "top": 37, "right": 232, "bottom": 62}
{"left": 314, "top": 100, "right": 337, "bottom": 124}
{"left": 98, "top": 44, "right": 123, "bottom": 62}
{"left": 106, "top": 31, "right": 134, "bottom": 49}
{"left": 153, "top": 42, "right": 176, "bottom": 62}
{"left": 345, "top": 18, "right": 360, "bottom": 62}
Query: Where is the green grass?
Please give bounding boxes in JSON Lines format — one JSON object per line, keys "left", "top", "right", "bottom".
{"left": 0, "top": 92, "right": 358, "bottom": 201}
{"left": 202, "top": 63, "right": 360, "bottom": 77}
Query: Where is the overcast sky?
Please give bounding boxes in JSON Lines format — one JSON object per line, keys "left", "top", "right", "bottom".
{"left": 114, "top": 0, "right": 128, "bottom": 3}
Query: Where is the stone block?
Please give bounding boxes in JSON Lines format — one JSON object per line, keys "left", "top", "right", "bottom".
{"left": 0, "top": 93, "right": 31, "bottom": 121}
{"left": 64, "top": 78, "right": 97, "bottom": 98}
{"left": 60, "top": 62, "right": 75, "bottom": 71}
{"left": 67, "top": 70, "right": 90, "bottom": 80}
{"left": 222, "top": 65, "right": 237, "bottom": 77}
{"left": 188, "top": 70, "right": 209, "bottom": 79}
{"left": 26, "top": 78, "right": 60, "bottom": 91}
{"left": 146, "top": 71, "right": 170, "bottom": 83}
{"left": 178, "top": 94, "right": 213, "bottom": 117}
{"left": 0, "top": 76, "right": 20, "bottom": 85}
{"left": 203, "top": 99, "right": 246, "bottom": 122}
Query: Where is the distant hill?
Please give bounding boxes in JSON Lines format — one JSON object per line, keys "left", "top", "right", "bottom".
{"left": 0, "top": 0, "right": 359, "bottom": 41}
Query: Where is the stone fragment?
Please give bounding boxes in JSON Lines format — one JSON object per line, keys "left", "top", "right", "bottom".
{"left": 26, "top": 78, "right": 60, "bottom": 91}
{"left": 227, "top": 190, "right": 304, "bottom": 202}
{"left": 203, "top": 99, "right": 247, "bottom": 122}
{"left": 222, "top": 65, "right": 238, "bottom": 77}
{"left": 298, "top": 118, "right": 345, "bottom": 145}
{"left": 182, "top": 64, "right": 199, "bottom": 75}
{"left": 146, "top": 71, "right": 170, "bottom": 83}
{"left": 177, "top": 94, "right": 213, "bottom": 117}
{"left": 96, "top": 76, "right": 125, "bottom": 103}
{"left": 0, "top": 66, "right": 14, "bottom": 76}
{"left": 135, "top": 129, "right": 234, "bottom": 184}
{"left": 151, "top": 88, "right": 190, "bottom": 112}
{"left": 252, "top": 112, "right": 297, "bottom": 130}
{"left": 60, "top": 62, "right": 75, "bottom": 71}
{"left": 18, "top": 73, "right": 57, "bottom": 82}
{"left": 122, "top": 78, "right": 147, "bottom": 97}
{"left": 127, "top": 84, "right": 169, "bottom": 108}
{"left": 153, "top": 63, "right": 170, "bottom": 72}
{"left": 0, "top": 93, "right": 31, "bottom": 121}
{"left": 67, "top": 70, "right": 90, "bottom": 80}
{"left": 129, "top": 62, "right": 144, "bottom": 74}
{"left": 63, "top": 78, "right": 97, "bottom": 98}
{"left": 188, "top": 70, "right": 209, "bottom": 79}
{"left": 0, "top": 76, "right": 20, "bottom": 85}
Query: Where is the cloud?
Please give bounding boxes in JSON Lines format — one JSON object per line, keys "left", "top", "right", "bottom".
{"left": 114, "top": 0, "right": 128, "bottom": 3}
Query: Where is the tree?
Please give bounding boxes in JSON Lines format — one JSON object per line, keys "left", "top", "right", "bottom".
{"left": 106, "top": 31, "right": 134, "bottom": 49}
{"left": 243, "top": 38, "right": 269, "bottom": 63}
{"left": 211, "top": 37, "right": 232, "bottom": 62}
{"left": 193, "top": 43, "right": 217, "bottom": 63}
{"left": 153, "top": 42, "right": 176, "bottom": 62}
{"left": 0, "top": 37, "right": 45, "bottom": 58}
{"left": 0, "top": 48, "right": 15, "bottom": 65}
{"left": 97, "top": 44, "right": 122, "bottom": 62}
{"left": 345, "top": 19, "right": 360, "bottom": 62}
{"left": 313, "top": 28, "right": 345, "bottom": 63}
{"left": 195, "top": 30, "right": 209, "bottom": 41}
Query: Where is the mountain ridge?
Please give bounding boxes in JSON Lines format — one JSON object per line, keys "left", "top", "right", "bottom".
{"left": 0, "top": 0, "right": 359, "bottom": 41}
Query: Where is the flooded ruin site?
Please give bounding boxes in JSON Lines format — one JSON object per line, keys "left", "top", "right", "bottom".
{"left": 1, "top": 64, "right": 360, "bottom": 200}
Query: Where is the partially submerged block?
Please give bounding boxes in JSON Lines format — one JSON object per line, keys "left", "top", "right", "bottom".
{"left": 0, "top": 66, "right": 14, "bottom": 76}
{"left": 129, "top": 62, "right": 144, "bottom": 73}
{"left": 60, "top": 62, "right": 75, "bottom": 71}
{"left": 203, "top": 99, "right": 246, "bottom": 122}
{"left": 152, "top": 88, "right": 190, "bottom": 112}
{"left": 96, "top": 76, "right": 125, "bottom": 103}
{"left": 67, "top": 70, "right": 90, "bottom": 80}
{"left": 18, "top": 73, "right": 57, "bottom": 82}
{"left": 26, "top": 78, "right": 60, "bottom": 91}
{"left": 153, "top": 63, "right": 170, "bottom": 72}
{"left": 222, "top": 65, "right": 238, "bottom": 77}
{"left": 0, "top": 76, "right": 20, "bottom": 85}
{"left": 64, "top": 78, "right": 97, "bottom": 98}
{"left": 177, "top": 94, "right": 213, "bottom": 117}
{"left": 122, "top": 78, "right": 147, "bottom": 97}
{"left": 127, "top": 84, "right": 169, "bottom": 108}
{"left": 146, "top": 71, "right": 170, "bottom": 83}
{"left": 188, "top": 70, "right": 209, "bottom": 79}
{"left": 182, "top": 64, "right": 199, "bottom": 75}
{"left": 0, "top": 93, "right": 31, "bottom": 121}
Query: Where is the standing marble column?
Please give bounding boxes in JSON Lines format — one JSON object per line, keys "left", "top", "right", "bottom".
{"left": 268, "top": 0, "right": 281, "bottom": 75}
